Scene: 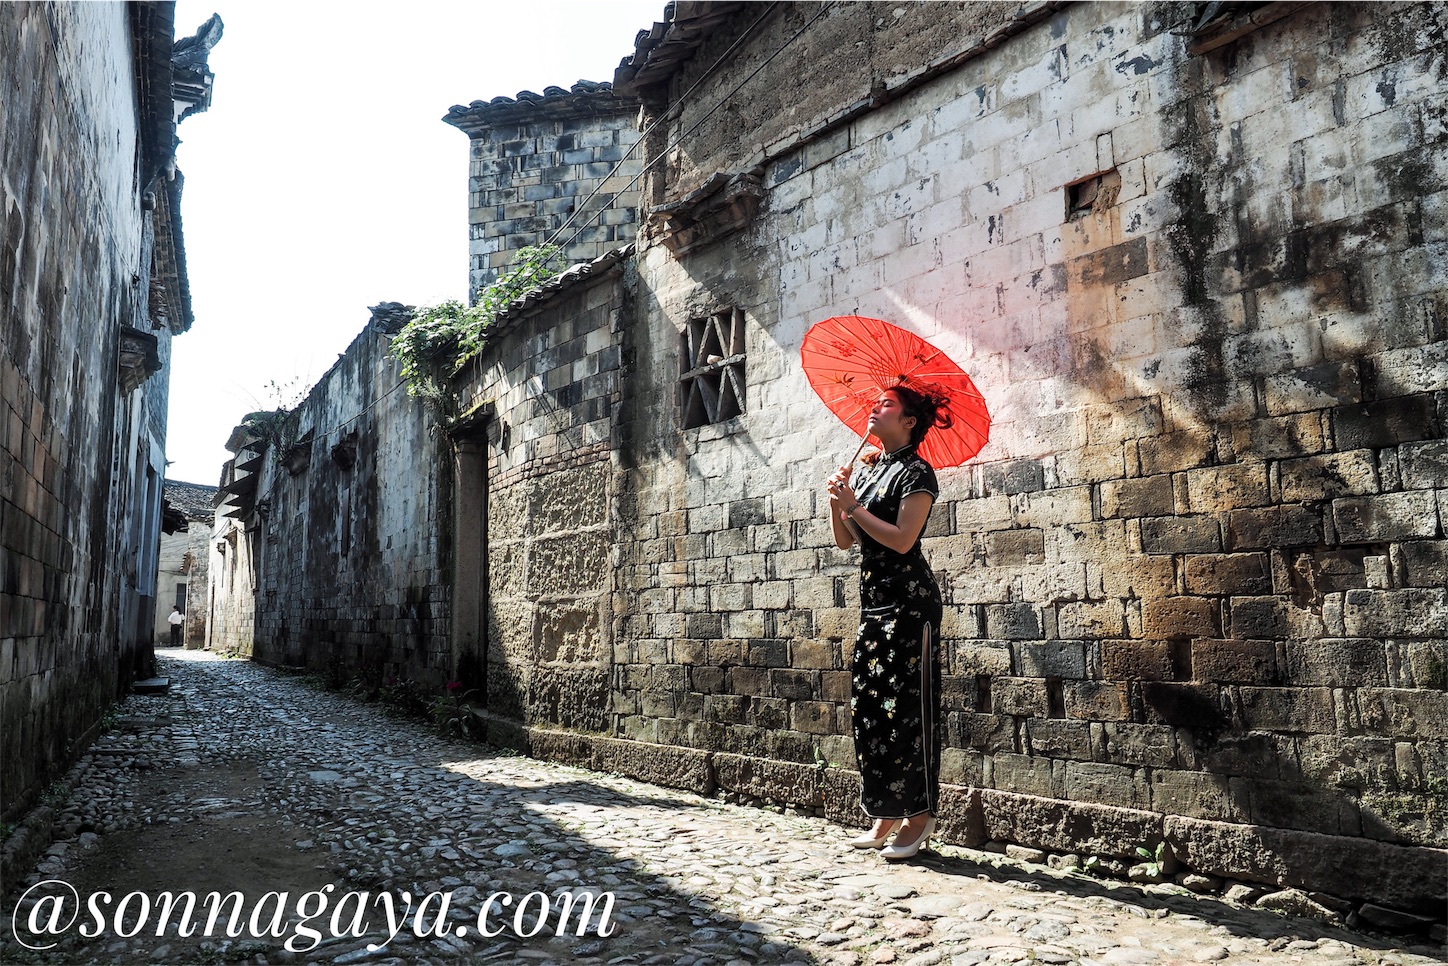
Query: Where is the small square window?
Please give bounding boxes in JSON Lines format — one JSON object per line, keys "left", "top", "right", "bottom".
{"left": 679, "top": 308, "right": 746, "bottom": 430}
{"left": 1066, "top": 169, "right": 1120, "bottom": 221}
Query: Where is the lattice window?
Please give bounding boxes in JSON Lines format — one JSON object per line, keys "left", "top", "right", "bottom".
{"left": 679, "top": 308, "right": 746, "bottom": 430}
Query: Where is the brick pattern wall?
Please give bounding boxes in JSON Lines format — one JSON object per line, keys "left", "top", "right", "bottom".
{"left": 603, "top": 0, "right": 1446, "bottom": 906}
{"left": 453, "top": 270, "right": 630, "bottom": 728}
{"left": 0, "top": 3, "right": 164, "bottom": 824}
{"left": 461, "top": 103, "right": 642, "bottom": 294}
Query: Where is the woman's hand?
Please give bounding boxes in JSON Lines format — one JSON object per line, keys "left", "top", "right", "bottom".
{"left": 826, "top": 465, "right": 859, "bottom": 550}
{"left": 826, "top": 465, "right": 857, "bottom": 507}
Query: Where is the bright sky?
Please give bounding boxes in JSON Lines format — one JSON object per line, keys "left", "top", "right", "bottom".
{"left": 166, "top": 0, "right": 664, "bottom": 485}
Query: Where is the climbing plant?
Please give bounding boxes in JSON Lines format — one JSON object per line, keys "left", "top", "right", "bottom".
{"left": 389, "top": 245, "right": 560, "bottom": 410}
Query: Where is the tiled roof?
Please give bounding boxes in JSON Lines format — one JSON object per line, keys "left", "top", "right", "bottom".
{"left": 443, "top": 81, "right": 635, "bottom": 132}
{"left": 614, "top": 1, "right": 745, "bottom": 94}
{"left": 163, "top": 479, "right": 218, "bottom": 521}
{"left": 491, "top": 245, "right": 634, "bottom": 331}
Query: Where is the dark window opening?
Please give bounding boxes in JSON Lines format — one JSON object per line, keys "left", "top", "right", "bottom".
{"left": 1066, "top": 169, "right": 1120, "bottom": 221}
{"left": 679, "top": 308, "right": 746, "bottom": 430}
{"left": 1046, "top": 677, "right": 1066, "bottom": 719}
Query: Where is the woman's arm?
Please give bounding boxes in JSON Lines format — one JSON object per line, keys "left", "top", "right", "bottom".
{"left": 845, "top": 492, "right": 934, "bottom": 554}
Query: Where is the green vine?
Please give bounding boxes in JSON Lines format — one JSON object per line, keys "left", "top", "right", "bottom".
{"left": 389, "top": 245, "right": 560, "bottom": 410}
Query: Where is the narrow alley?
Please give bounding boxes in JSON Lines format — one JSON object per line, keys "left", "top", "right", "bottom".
{"left": 2, "top": 651, "right": 1439, "bottom": 966}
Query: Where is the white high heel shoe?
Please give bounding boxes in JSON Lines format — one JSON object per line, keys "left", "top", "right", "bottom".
{"left": 882, "top": 816, "right": 936, "bottom": 860}
{"left": 849, "top": 819, "right": 901, "bottom": 849}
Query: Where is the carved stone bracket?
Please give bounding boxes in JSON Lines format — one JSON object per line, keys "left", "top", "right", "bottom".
{"left": 650, "top": 172, "right": 764, "bottom": 257}
{"left": 118, "top": 326, "right": 161, "bottom": 394}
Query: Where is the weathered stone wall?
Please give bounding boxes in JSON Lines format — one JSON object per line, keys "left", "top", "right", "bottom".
{"left": 641, "top": 2, "right": 1022, "bottom": 200}
{"left": 217, "top": 315, "right": 452, "bottom": 687}
{"left": 599, "top": 0, "right": 1447, "bottom": 912}
{"left": 446, "top": 86, "right": 642, "bottom": 293}
{"left": 0, "top": 3, "right": 176, "bottom": 827}
{"left": 452, "top": 255, "right": 631, "bottom": 728}
{"left": 206, "top": 508, "right": 256, "bottom": 656}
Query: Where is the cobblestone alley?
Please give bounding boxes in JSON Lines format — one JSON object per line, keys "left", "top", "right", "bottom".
{"left": 2, "top": 650, "right": 1442, "bottom": 966}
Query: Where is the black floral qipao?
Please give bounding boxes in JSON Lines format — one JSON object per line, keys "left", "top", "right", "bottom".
{"left": 850, "top": 445, "right": 942, "bottom": 819}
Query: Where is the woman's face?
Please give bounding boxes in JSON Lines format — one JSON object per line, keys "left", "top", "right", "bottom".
{"left": 867, "top": 391, "right": 915, "bottom": 440}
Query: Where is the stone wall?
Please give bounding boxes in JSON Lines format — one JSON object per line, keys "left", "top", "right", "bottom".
{"left": 208, "top": 312, "right": 451, "bottom": 688}
{"left": 0, "top": 2, "right": 194, "bottom": 832}
{"left": 536, "top": 0, "right": 1445, "bottom": 913}
{"left": 445, "top": 84, "right": 642, "bottom": 293}
{"left": 451, "top": 251, "right": 632, "bottom": 727}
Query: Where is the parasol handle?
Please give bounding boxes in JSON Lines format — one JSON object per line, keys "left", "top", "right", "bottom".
{"left": 848, "top": 434, "right": 873, "bottom": 468}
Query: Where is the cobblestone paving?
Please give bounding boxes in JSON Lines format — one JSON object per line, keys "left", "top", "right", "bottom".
{"left": 3, "top": 650, "right": 1443, "bottom": 966}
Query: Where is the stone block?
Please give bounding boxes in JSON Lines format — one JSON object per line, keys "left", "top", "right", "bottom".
{"left": 1357, "top": 688, "right": 1448, "bottom": 739}
{"left": 1015, "top": 640, "right": 1087, "bottom": 678}
{"left": 1183, "top": 552, "right": 1272, "bottom": 595}
{"left": 1399, "top": 439, "right": 1448, "bottom": 489}
{"left": 954, "top": 495, "right": 1012, "bottom": 528}
{"left": 1183, "top": 464, "right": 1271, "bottom": 512}
{"left": 528, "top": 531, "right": 609, "bottom": 594}
{"left": 714, "top": 752, "right": 822, "bottom": 806}
{"left": 1098, "top": 722, "right": 1176, "bottom": 768}
{"left": 1236, "top": 686, "right": 1336, "bottom": 733}
{"left": 1053, "top": 519, "right": 1128, "bottom": 562}
{"left": 1138, "top": 430, "right": 1214, "bottom": 474}
{"left": 1246, "top": 778, "right": 1359, "bottom": 835}
{"left": 821, "top": 767, "right": 863, "bottom": 825}
{"left": 591, "top": 736, "right": 714, "bottom": 794}
{"left": 1142, "top": 597, "right": 1219, "bottom": 638}
{"left": 955, "top": 713, "right": 1017, "bottom": 753}
{"left": 1025, "top": 719, "right": 1093, "bottom": 759}
{"left": 1100, "top": 475, "right": 1174, "bottom": 518}
{"left": 1232, "top": 412, "right": 1328, "bottom": 461}
{"left": 1150, "top": 770, "right": 1246, "bottom": 822}
{"left": 1139, "top": 682, "right": 1227, "bottom": 729}
{"left": 1058, "top": 601, "right": 1128, "bottom": 639}
{"left": 1096, "top": 554, "right": 1176, "bottom": 599}
{"left": 1163, "top": 816, "right": 1448, "bottom": 911}
{"left": 1102, "top": 640, "right": 1171, "bottom": 681}
{"left": 990, "top": 753, "right": 1062, "bottom": 799}
{"left": 982, "top": 458, "right": 1046, "bottom": 495}
{"left": 1225, "top": 506, "right": 1321, "bottom": 549}
{"left": 1390, "top": 537, "right": 1448, "bottom": 588}
{"left": 984, "top": 528, "right": 1046, "bottom": 565}
{"left": 992, "top": 677, "right": 1048, "bottom": 717}
{"left": 980, "top": 789, "right": 1162, "bottom": 860}
{"left": 936, "top": 784, "right": 987, "bottom": 846}
{"left": 1065, "top": 760, "right": 1151, "bottom": 809}
{"left": 1063, "top": 680, "right": 1131, "bottom": 721}
{"left": 1285, "top": 639, "right": 1388, "bottom": 687}
{"left": 1399, "top": 640, "right": 1448, "bottom": 689}
{"left": 1333, "top": 491, "right": 1440, "bottom": 543}
{"left": 947, "top": 641, "right": 1012, "bottom": 677}
{"left": 1343, "top": 588, "right": 1448, "bottom": 637}
{"left": 1142, "top": 515, "right": 1222, "bottom": 553}
{"left": 790, "top": 700, "right": 837, "bottom": 734}
{"left": 985, "top": 602, "right": 1043, "bottom": 640}
{"left": 1331, "top": 395, "right": 1440, "bottom": 450}
{"left": 1277, "top": 450, "right": 1379, "bottom": 502}
{"left": 1191, "top": 639, "right": 1280, "bottom": 684}
{"left": 1263, "top": 361, "right": 1361, "bottom": 416}
{"left": 1228, "top": 596, "right": 1294, "bottom": 639}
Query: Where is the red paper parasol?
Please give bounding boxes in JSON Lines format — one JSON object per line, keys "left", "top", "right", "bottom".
{"left": 801, "top": 315, "right": 990, "bottom": 469}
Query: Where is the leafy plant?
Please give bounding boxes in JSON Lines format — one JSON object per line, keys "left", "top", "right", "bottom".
{"left": 388, "top": 245, "right": 560, "bottom": 409}
{"left": 1135, "top": 842, "right": 1168, "bottom": 877}
{"left": 432, "top": 682, "right": 485, "bottom": 739}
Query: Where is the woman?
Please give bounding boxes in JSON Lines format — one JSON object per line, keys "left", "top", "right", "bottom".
{"left": 825, "top": 385, "right": 950, "bottom": 860}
